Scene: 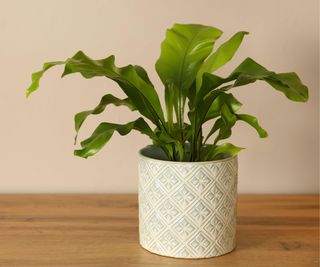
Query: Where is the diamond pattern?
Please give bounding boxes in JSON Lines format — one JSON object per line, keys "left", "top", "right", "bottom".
{"left": 158, "top": 168, "right": 179, "bottom": 192}
{"left": 158, "top": 230, "right": 180, "bottom": 252}
{"left": 190, "top": 201, "right": 212, "bottom": 224}
{"left": 159, "top": 200, "right": 180, "bottom": 222}
{"left": 189, "top": 169, "right": 213, "bottom": 191}
{"left": 138, "top": 156, "right": 238, "bottom": 258}
{"left": 172, "top": 217, "right": 196, "bottom": 239}
{"left": 172, "top": 185, "right": 196, "bottom": 209}
{"left": 190, "top": 232, "right": 211, "bottom": 254}
{"left": 147, "top": 212, "right": 166, "bottom": 234}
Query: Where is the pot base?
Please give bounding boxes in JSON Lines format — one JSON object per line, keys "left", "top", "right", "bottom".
{"left": 139, "top": 242, "right": 236, "bottom": 259}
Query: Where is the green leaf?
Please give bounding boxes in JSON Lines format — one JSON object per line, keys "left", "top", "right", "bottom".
{"left": 191, "top": 73, "right": 233, "bottom": 124}
{"left": 221, "top": 104, "right": 237, "bottom": 127}
{"left": 214, "top": 125, "right": 232, "bottom": 145}
{"left": 196, "top": 31, "right": 248, "bottom": 90}
{"left": 211, "top": 143, "right": 244, "bottom": 160}
{"left": 205, "top": 93, "right": 242, "bottom": 121}
{"left": 237, "top": 114, "right": 268, "bottom": 138}
{"left": 26, "top": 61, "right": 64, "bottom": 97}
{"left": 199, "top": 145, "right": 214, "bottom": 161}
{"left": 156, "top": 24, "right": 222, "bottom": 97}
{"left": 204, "top": 118, "right": 224, "bottom": 143}
{"left": 26, "top": 51, "right": 166, "bottom": 130}
{"left": 212, "top": 104, "right": 236, "bottom": 144}
{"left": 265, "top": 72, "right": 308, "bottom": 102}
{"left": 175, "top": 142, "right": 185, "bottom": 162}
{"left": 74, "top": 94, "right": 136, "bottom": 143}
{"left": 75, "top": 118, "right": 155, "bottom": 158}
{"left": 205, "top": 113, "right": 268, "bottom": 145}
{"left": 25, "top": 25, "right": 309, "bottom": 163}
{"left": 200, "top": 143, "right": 244, "bottom": 161}
{"left": 156, "top": 24, "right": 222, "bottom": 132}
{"left": 203, "top": 103, "right": 237, "bottom": 146}
{"left": 156, "top": 127, "right": 186, "bottom": 161}
{"left": 194, "top": 73, "right": 226, "bottom": 106}
{"left": 188, "top": 79, "right": 224, "bottom": 157}
{"left": 230, "top": 57, "right": 271, "bottom": 81}
{"left": 133, "top": 65, "right": 154, "bottom": 86}
{"left": 192, "top": 58, "right": 308, "bottom": 145}
{"left": 196, "top": 58, "right": 308, "bottom": 105}
{"left": 230, "top": 58, "right": 309, "bottom": 102}
{"left": 62, "top": 51, "right": 165, "bottom": 128}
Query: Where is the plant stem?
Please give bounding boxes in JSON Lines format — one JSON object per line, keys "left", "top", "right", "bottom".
{"left": 196, "top": 128, "right": 203, "bottom": 161}
{"left": 177, "top": 97, "right": 184, "bottom": 141}
{"left": 165, "top": 85, "right": 173, "bottom": 133}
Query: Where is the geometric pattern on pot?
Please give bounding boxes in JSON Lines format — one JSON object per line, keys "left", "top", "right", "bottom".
{"left": 138, "top": 154, "right": 238, "bottom": 259}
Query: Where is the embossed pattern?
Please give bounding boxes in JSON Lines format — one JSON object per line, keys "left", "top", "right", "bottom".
{"left": 138, "top": 155, "right": 238, "bottom": 258}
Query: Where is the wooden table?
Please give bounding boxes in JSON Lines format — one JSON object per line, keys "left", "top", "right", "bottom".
{"left": 0, "top": 195, "right": 318, "bottom": 267}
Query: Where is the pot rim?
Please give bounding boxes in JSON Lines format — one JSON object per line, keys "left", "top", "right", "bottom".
{"left": 139, "top": 145, "right": 237, "bottom": 165}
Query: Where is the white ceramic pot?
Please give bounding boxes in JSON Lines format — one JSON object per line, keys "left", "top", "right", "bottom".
{"left": 138, "top": 146, "right": 238, "bottom": 259}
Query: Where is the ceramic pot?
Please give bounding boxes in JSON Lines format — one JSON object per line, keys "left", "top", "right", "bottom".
{"left": 138, "top": 146, "right": 238, "bottom": 259}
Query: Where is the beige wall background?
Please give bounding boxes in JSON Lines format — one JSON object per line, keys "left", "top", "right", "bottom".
{"left": 0, "top": 0, "right": 318, "bottom": 193}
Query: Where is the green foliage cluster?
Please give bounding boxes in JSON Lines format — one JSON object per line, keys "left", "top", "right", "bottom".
{"left": 26, "top": 24, "right": 308, "bottom": 161}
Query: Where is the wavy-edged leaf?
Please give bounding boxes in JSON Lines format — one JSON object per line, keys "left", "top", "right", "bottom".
{"left": 205, "top": 113, "right": 268, "bottom": 145}
{"left": 205, "top": 93, "right": 242, "bottom": 122}
{"left": 155, "top": 125, "right": 187, "bottom": 161}
{"left": 189, "top": 86, "right": 229, "bottom": 137}
{"left": 26, "top": 61, "right": 64, "bottom": 97}
{"left": 200, "top": 143, "right": 243, "bottom": 161}
{"left": 26, "top": 51, "right": 166, "bottom": 130}
{"left": 195, "top": 58, "right": 308, "bottom": 108}
{"left": 230, "top": 58, "right": 309, "bottom": 102}
{"left": 25, "top": 25, "right": 309, "bottom": 163}
{"left": 221, "top": 104, "right": 237, "bottom": 127}
{"left": 230, "top": 57, "right": 271, "bottom": 81}
{"left": 204, "top": 118, "right": 224, "bottom": 143}
{"left": 188, "top": 84, "right": 227, "bottom": 160}
{"left": 203, "top": 103, "right": 236, "bottom": 146}
{"left": 156, "top": 24, "right": 222, "bottom": 131}
{"left": 62, "top": 51, "right": 165, "bottom": 128}
{"left": 74, "top": 118, "right": 155, "bottom": 158}
{"left": 156, "top": 24, "right": 222, "bottom": 96}
{"left": 192, "top": 58, "right": 308, "bottom": 147}
{"left": 212, "top": 104, "right": 236, "bottom": 144}
{"left": 196, "top": 31, "right": 248, "bottom": 90}
{"left": 194, "top": 73, "right": 225, "bottom": 106}
{"left": 237, "top": 114, "right": 268, "bottom": 138}
{"left": 74, "top": 94, "right": 136, "bottom": 142}
{"left": 134, "top": 65, "right": 154, "bottom": 86}
{"left": 191, "top": 73, "right": 233, "bottom": 123}
{"left": 265, "top": 72, "right": 308, "bottom": 102}
{"left": 211, "top": 143, "right": 244, "bottom": 160}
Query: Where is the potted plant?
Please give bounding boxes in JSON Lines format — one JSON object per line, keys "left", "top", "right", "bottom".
{"left": 26, "top": 23, "right": 308, "bottom": 259}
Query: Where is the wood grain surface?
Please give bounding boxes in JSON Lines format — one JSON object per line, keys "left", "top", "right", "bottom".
{"left": 0, "top": 195, "right": 318, "bottom": 267}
